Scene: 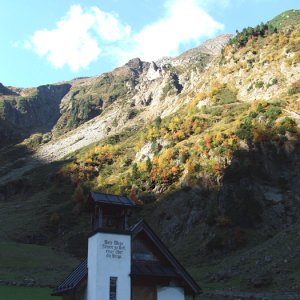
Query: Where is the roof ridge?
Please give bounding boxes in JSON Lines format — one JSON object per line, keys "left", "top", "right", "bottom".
{"left": 91, "top": 191, "right": 127, "bottom": 198}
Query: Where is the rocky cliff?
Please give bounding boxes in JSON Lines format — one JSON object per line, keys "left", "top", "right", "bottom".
{"left": 0, "top": 83, "right": 71, "bottom": 143}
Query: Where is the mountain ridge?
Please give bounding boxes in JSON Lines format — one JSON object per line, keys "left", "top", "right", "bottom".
{"left": 0, "top": 33, "right": 232, "bottom": 184}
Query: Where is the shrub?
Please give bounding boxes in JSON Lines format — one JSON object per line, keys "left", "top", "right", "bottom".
{"left": 255, "top": 81, "right": 264, "bottom": 89}
{"left": 253, "top": 125, "right": 276, "bottom": 143}
{"left": 256, "top": 103, "right": 265, "bottom": 113}
{"left": 138, "top": 191, "right": 156, "bottom": 204}
{"left": 278, "top": 117, "right": 297, "bottom": 133}
{"left": 236, "top": 120, "right": 253, "bottom": 140}
{"left": 25, "top": 133, "right": 43, "bottom": 149}
{"left": 206, "top": 201, "right": 219, "bottom": 225}
{"left": 154, "top": 116, "right": 162, "bottom": 128}
{"left": 248, "top": 111, "right": 258, "bottom": 118}
{"left": 225, "top": 189, "right": 262, "bottom": 228}
{"left": 212, "top": 87, "right": 238, "bottom": 105}
{"left": 288, "top": 81, "right": 300, "bottom": 95}
{"left": 145, "top": 157, "right": 152, "bottom": 173}
{"left": 179, "top": 149, "right": 190, "bottom": 163}
{"left": 206, "top": 232, "right": 227, "bottom": 252}
{"left": 202, "top": 105, "right": 223, "bottom": 116}
{"left": 216, "top": 216, "right": 232, "bottom": 227}
{"left": 229, "top": 22, "right": 277, "bottom": 48}
{"left": 72, "top": 184, "right": 88, "bottom": 206}
{"left": 288, "top": 86, "right": 300, "bottom": 95}
{"left": 128, "top": 109, "right": 139, "bottom": 119}
{"left": 49, "top": 212, "right": 60, "bottom": 226}
{"left": 131, "top": 163, "right": 139, "bottom": 180}
{"left": 264, "top": 105, "right": 281, "bottom": 120}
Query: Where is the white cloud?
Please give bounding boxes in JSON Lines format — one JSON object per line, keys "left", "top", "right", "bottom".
{"left": 27, "top": 5, "right": 130, "bottom": 71}
{"left": 25, "top": 1, "right": 224, "bottom": 71}
{"left": 92, "top": 8, "right": 131, "bottom": 42}
{"left": 201, "top": 0, "right": 231, "bottom": 8}
{"left": 129, "top": 0, "right": 224, "bottom": 61}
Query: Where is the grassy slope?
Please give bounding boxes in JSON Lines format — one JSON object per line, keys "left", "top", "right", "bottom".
{"left": 269, "top": 9, "right": 300, "bottom": 29}
{"left": 0, "top": 160, "right": 81, "bottom": 286}
{"left": 0, "top": 286, "right": 60, "bottom": 300}
{"left": 0, "top": 242, "right": 78, "bottom": 286}
{"left": 0, "top": 286, "right": 211, "bottom": 300}
{"left": 188, "top": 223, "right": 300, "bottom": 293}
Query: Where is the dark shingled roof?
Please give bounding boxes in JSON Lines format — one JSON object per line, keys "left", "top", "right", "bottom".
{"left": 90, "top": 192, "right": 136, "bottom": 207}
{"left": 52, "top": 259, "right": 87, "bottom": 296}
{"left": 53, "top": 259, "right": 178, "bottom": 296}
{"left": 130, "top": 221, "right": 201, "bottom": 295}
{"left": 131, "top": 261, "right": 179, "bottom": 278}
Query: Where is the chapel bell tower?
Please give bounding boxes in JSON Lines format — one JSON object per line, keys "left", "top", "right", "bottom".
{"left": 90, "top": 191, "right": 136, "bottom": 230}
{"left": 87, "top": 192, "right": 136, "bottom": 300}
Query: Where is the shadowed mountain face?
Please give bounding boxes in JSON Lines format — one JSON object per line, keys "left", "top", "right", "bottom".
{"left": 0, "top": 84, "right": 71, "bottom": 143}
{"left": 0, "top": 83, "right": 18, "bottom": 96}
{"left": 0, "top": 10, "right": 300, "bottom": 292}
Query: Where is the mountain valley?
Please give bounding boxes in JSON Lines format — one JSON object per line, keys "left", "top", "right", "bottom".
{"left": 0, "top": 9, "right": 300, "bottom": 297}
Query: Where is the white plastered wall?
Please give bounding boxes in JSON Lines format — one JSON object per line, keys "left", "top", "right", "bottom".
{"left": 157, "top": 286, "right": 185, "bottom": 300}
{"left": 87, "top": 232, "right": 131, "bottom": 300}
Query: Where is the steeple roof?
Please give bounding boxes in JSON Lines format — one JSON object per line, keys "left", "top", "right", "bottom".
{"left": 90, "top": 191, "right": 136, "bottom": 207}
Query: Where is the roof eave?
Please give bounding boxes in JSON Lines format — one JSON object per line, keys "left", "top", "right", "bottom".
{"left": 51, "top": 286, "right": 73, "bottom": 296}
{"left": 131, "top": 220, "right": 202, "bottom": 295}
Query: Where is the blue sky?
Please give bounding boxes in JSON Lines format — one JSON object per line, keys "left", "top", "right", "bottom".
{"left": 0, "top": 0, "right": 299, "bottom": 87}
